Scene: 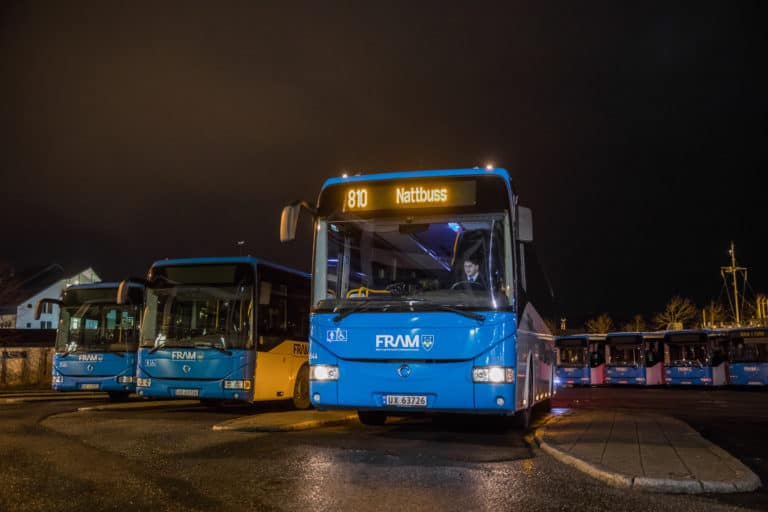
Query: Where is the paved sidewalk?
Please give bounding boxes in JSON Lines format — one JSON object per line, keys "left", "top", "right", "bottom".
{"left": 213, "top": 410, "right": 358, "bottom": 432}
{"left": 535, "top": 410, "right": 761, "bottom": 494}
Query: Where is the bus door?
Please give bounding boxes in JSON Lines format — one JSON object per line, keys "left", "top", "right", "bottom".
{"left": 643, "top": 336, "right": 664, "bottom": 385}
{"left": 588, "top": 338, "right": 605, "bottom": 385}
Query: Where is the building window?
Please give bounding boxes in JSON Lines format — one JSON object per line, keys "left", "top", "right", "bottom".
{"left": 26, "top": 323, "right": 31, "bottom": 328}
{"left": 27, "top": 303, "right": 32, "bottom": 308}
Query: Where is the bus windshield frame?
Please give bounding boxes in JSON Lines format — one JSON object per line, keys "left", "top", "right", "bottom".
{"left": 139, "top": 264, "right": 255, "bottom": 351}
{"left": 55, "top": 288, "right": 141, "bottom": 354}
{"left": 311, "top": 212, "right": 514, "bottom": 313}
{"left": 557, "top": 339, "right": 588, "bottom": 367}
{"left": 606, "top": 336, "right": 643, "bottom": 367}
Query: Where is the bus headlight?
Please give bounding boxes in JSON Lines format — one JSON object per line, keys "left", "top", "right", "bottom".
{"left": 52, "top": 375, "right": 64, "bottom": 384}
{"left": 472, "top": 366, "right": 514, "bottom": 383}
{"left": 117, "top": 376, "right": 135, "bottom": 384}
{"left": 310, "top": 365, "right": 339, "bottom": 381}
{"left": 224, "top": 379, "right": 252, "bottom": 390}
{"left": 136, "top": 378, "right": 151, "bottom": 387}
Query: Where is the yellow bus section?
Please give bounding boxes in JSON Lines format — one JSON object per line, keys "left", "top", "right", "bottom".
{"left": 252, "top": 338, "right": 309, "bottom": 401}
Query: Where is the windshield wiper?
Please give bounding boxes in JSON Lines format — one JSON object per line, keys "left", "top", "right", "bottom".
{"left": 408, "top": 299, "right": 485, "bottom": 322}
{"left": 193, "top": 341, "right": 232, "bottom": 356}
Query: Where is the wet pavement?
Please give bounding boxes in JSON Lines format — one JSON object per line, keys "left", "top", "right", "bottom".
{"left": 0, "top": 390, "right": 765, "bottom": 511}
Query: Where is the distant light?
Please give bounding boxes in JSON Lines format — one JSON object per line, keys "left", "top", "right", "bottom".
{"left": 485, "top": 164, "right": 494, "bottom": 171}
{"left": 341, "top": 173, "right": 349, "bottom": 178}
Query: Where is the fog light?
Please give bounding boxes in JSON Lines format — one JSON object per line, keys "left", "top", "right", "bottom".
{"left": 472, "top": 366, "right": 514, "bottom": 383}
{"left": 496, "top": 397, "right": 505, "bottom": 406}
{"left": 313, "top": 393, "right": 321, "bottom": 401}
{"left": 310, "top": 365, "right": 339, "bottom": 381}
{"left": 233, "top": 393, "right": 240, "bottom": 400}
{"left": 224, "top": 379, "right": 251, "bottom": 390}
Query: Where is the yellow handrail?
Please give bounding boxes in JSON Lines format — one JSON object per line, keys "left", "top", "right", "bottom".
{"left": 346, "top": 287, "right": 391, "bottom": 299}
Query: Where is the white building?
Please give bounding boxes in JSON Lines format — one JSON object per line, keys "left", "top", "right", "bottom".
{"left": 0, "top": 265, "right": 101, "bottom": 329}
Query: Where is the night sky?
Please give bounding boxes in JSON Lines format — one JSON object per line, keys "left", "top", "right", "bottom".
{"left": 2, "top": 1, "right": 766, "bottom": 326}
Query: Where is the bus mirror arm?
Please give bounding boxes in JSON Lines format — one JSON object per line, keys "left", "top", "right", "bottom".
{"left": 34, "top": 298, "right": 62, "bottom": 321}
{"left": 280, "top": 200, "right": 317, "bottom": 243}
{"left": 117, "top": 278, "right": 149, "bottom": 305}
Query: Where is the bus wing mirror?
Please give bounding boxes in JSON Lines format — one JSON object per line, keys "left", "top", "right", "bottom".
{"left": 117, "top": 278, "right": 147, "bottom": 305}
{"left": 34, "top": 298, "right": 62, "bottom": 320}
{"left": 117, "top": 280, "right": 131, "bottom": 305}
{"left": 280, "top": 201, "right": 317, "bottom": 243}
{"left": 518, "top": 206, "right": 533, "bottom": 243}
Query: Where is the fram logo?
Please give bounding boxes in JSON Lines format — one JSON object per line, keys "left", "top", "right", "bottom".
{"left": 326, "top": 329, "right": 348, "bottom": 342}
{"left": 375, "top": 334, "right": 435, "bottom": 352}
{"left": 171, "top": 351, "right": 203, "bottom": 361}
{"left": 77, "top": 354, "right": 103, "bottom": 362}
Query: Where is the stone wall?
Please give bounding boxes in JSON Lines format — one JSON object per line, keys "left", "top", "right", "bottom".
{"left": 0, "top": 347, "right": 54, "bottom": 389}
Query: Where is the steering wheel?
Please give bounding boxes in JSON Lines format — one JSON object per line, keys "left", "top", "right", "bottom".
{"left": 450, "top": 281, "right": 485, "bottom": 291}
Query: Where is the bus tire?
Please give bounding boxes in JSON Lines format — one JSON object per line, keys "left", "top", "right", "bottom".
{"left": 108, "top": 391, "right": 130, "bottom": 402}
{"left": 357, "top": 411, "right": 387, "bottom": 426}
{"left": 292, "top": 365, "right": 311, "bottom": 410}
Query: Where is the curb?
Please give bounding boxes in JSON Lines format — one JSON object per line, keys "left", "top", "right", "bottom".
{"left": 212, "top": 413, "right": 358, "bottom": 432}
{"left": 77, "top": 400, "right": 200, "bottom": 412}
{"left": 534, "top": 428, "right": 761, "bottom": 494}
{"left": 1, "top": 394, "right": 107, "bottom": 404}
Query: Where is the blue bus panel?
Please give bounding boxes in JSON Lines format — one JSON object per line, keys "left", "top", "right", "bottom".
{"left": 664, "top": 330, "right": 728, "bottom": 386}
{"left": 131, "top": 256, "right": 311, "bottom": 405}
{"left": 727, "top": 328, "right": 768, "bottom": 386}
{"left": 605, "top": 333, "right": 664, "bottom": 385}
{"left": 46, "top": 282, "right": 143, "bottom": 397}
{"left": 555, "top": 335, "right": 605, "bottom": 386}
{"left": 292, "top": 168, "right": 555, "bottom": 423}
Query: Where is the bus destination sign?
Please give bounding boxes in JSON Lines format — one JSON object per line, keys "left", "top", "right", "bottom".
{"left": 342, "top": 181, "right": 477, "bottom": 212}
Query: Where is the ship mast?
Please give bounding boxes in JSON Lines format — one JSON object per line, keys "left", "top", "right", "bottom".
{"left": 720, "top": 241, "right": 748, "bottom": 326}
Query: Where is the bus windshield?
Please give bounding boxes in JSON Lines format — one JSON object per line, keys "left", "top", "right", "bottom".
{"left": 667, "top": 342, "right": 711, "bottom": 367}
{"left": 557, "top": 340, "right": 586, "bottom": 366}
{"left": 140, "top": 264, "right": 254, "bottom": 350}
{"left": 55, "top": 288, "right": 140, "bottom": 354}
{"left": 314, "top": 214, "right": 510, "bottom": 311}
{"left": 731, "top": 338, "right": 768, "bottom": 363}
{"left": 606, "top": 342, "right": 640, "bottom": 367}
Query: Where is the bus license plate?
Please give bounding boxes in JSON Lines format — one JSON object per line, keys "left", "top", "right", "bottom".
{"left": 384, "top": 395, "right": 426, "bottom": 407}
{"left": 80, "top": 383, "right": 99, "bottom": 390}
{"left": 175, "top": 388, "right": 199, "bottom": 397}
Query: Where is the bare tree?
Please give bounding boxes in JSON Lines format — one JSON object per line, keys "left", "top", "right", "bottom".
{"left": 701, "top": 301, "right": 726, "bottom": 328}
{"left": 586, "top": 313, "right": 613, "bottom": 334}
{"left": 653, "top": 296, "right": 698, "bottom": 330}
{"left": 621, "top": 314, "right": 647, "bottom": 332}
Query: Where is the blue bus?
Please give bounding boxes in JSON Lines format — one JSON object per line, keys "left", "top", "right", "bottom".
{"left": 119, "top": 257, "right": 312, "bottom": 407}
{"left": 280, "top": 168, "right": 556, "bottom": 427}
{"left": 555, "top": 334, "right": 605, "bottom": 386}
{"left": 604, "top": 332, "right": 664, "bottom": 385}
{"left": 36, "top": 282, "right": 143, "bottom": 399}
{"left": 663, "top": 330, "right": 728, "bottom": 386}
{"left": 727, "top": 327, "right": 768, "bottom": 386}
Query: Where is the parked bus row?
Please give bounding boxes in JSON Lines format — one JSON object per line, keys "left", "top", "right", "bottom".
{"left": 555, "top": 328, "right": 768, "bottom": 387}
{"left": 36, "top": 168, "right": 557, "bottom": 427}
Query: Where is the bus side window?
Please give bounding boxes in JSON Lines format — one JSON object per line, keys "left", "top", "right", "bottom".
{"left": 257, "top": 266, "right": 310, "bottom": 350}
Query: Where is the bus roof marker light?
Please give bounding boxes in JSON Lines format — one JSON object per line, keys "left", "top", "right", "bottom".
{"left": 341, "top": 173, "right": 349, "bottom": 178}
{"left": 485, "top": 164, "right": 494, "bottom": 171}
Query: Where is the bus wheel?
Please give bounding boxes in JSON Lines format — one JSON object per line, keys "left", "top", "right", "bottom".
{"left": 292, "top": 365, "right": 311, "bottom": 410}
{"left": 108, "top": 391, "right": 130, "bottom": 402}
{"left": 357, "top": 411, "right": 387, "bottom": 426}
